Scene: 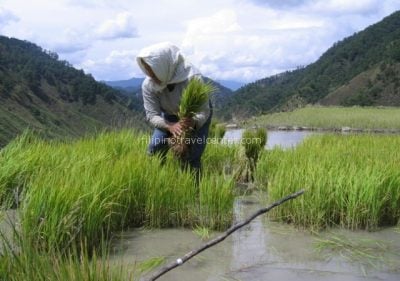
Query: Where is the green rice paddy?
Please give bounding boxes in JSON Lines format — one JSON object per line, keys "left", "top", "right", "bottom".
{"left": 1, "top": 127, "right": 399, "bottom": 280}
{"left": 247, "top": 106, "right": 400, "bottom": 130}
{"left": 257, "top": 134, "right": 400, "bottom": 230}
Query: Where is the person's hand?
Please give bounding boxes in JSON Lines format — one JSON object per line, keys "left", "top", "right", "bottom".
{"left": 167, "top": 122, "right": 183, "bottom": 138}
{"left": 180, "top": 117, "right": 195, "bottom": 130}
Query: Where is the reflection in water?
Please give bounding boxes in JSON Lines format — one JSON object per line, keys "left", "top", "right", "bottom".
{"left": 222, "top": 129, "right": 317, "bottom": 149}
{"left": 110, "top": 193, "right": 400, "bottom": 281}
{"left": 231, "top": 196, "right": 266, "bottom": 270}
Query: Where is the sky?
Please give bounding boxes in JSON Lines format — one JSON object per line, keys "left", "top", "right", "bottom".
{"left": 0, "top": 0, "right": 399, "bottom": 83}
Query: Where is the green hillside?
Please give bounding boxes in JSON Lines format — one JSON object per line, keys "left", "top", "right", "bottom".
{"left": 220, "top": 11, "right": 400, "bottom": 120}
{"left": 0, "top": 36, "right": 146, "bottom": 147}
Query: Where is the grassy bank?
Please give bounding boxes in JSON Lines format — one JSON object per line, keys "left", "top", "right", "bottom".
{"left": 246, "top": 106, "right": 400, "bottom": 130}
{"left": 256, "top": 134, "right": 400, "bottom": 230}
{"left": 0, "top": 130, "right": 239, "bottom": 253}
{"left": 0, "top": 233, "right": 129, "bottom": 281}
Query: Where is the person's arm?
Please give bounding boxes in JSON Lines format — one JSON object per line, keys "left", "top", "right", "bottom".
{"left": 142, "top": 82, "right": 169, "bottom": 130}
{"left": 142, "top": 82, "right": 184, "bottom": 136}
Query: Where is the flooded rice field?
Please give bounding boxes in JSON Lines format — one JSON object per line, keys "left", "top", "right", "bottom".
{"left": 111, "top": 193, "right": 400, "bottom": 281}
{"left": 222, "top": 129, "right": 317, "bottom": 149}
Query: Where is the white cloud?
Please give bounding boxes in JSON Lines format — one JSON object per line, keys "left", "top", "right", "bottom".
{"left": 181, "top": 8, "right": 343, "bottom": 82}
{"left": 249, "top": 0, "right": 311, "bottom": 9}
{"left": 65, "top": 0, "right": 127, "bottom": 9}
{"left": 307, "top": 0, "right": 382, "bottom": 15}
{"left": 95, "top": 12, "right": 138, "bottom": 40}
{"left": 1, "top": 0, "right": 399, "bottom": 82}
{"left": 0, "top": 7, "right": 19, "bottom": 30}
{"left": 78, "top": 49, "right": 140, "bottom": 80}
{"left": 48, "top": 28, "right": 91, "bottom": 54}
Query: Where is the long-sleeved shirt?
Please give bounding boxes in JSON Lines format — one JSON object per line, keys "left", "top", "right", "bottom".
{"left": 142, "top": 76, "right": 211, "bottom": 130}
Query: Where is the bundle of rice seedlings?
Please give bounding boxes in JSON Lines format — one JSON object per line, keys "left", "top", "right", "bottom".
{"left": 169, "top": 78, "right": 216, "bottom": 160}
{"left": 235, "top": 128, "right": 267, "bottom": 182}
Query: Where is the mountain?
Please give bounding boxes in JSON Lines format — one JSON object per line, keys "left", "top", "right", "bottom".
{"left": 103, "top": 77, "right": 144, "bottom": 91}
{"left": 203, "top": 77, "right": 233, "bottom": 118}
{"left": 216, "top": 80, "right": 244, "bottom": 91}
{"left": 0, "top": 36, "right": 147, "bottom": 147}
{"left": 220, "top": 11, "right": 400, "bottom": 120}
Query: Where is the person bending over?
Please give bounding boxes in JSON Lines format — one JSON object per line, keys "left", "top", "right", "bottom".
{"left": 136, "top": 42, "right": 212, "bottom": 179}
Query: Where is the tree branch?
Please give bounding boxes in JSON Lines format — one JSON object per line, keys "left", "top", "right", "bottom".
{"left": 141, "top": 189, "right": 305, "bottom": 281}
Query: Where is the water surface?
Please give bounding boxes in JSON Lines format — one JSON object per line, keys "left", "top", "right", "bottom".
{"left": 111, "top": 194, "right": 400, "bottom": 281}
{"left": 222, "top": 129, "right": 316, "bottom": 149}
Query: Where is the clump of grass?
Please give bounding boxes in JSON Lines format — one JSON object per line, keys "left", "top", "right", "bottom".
{"left": 169, "top": 78, "right": 216, "bottom": 159}
{"left": 235, "top": 128, "right": 267, "bottom": 182}
{"left": 209, "top": 120, "right": 226, "bottom": 141}
{"left": 314, "top": 233, "right": 400, "bottom": 272}
{"left": 202, "top": 141, "right": 240, "bottom": 176}
{"left": 0, "top": 129, "right": 236, "bottom": 253}
{"left": 198, "top": 173, "right": 235, "bottom": 230}
{"left": 193, "top": 225, "right": 211, "bottom": 240}
{"left": 0, "top": 224, "right": 130, "bottom": 281}
{"left": 136, "top": 256, "right": 166, "bottom": 275}
{"left": 257, "top": 134, "right": 400, "bottom": 230}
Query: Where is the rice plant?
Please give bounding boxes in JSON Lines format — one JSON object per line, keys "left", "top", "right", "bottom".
{"left": 248, "top": 106, "right": 400, "bottom": 130}
{"left": 169, "top": 78, "right": 216, "bottom": 159}
{"left": 235, "top": 128, "right": 267, "bottom": 182}
{"left": 0, "top": 129, "right": 236, "bottom": 253}
{"left": 257, "top": 134, "right": 400, "bottom": 230}
{"left": 314, "top": 233, "right": 400, "bottom": 272}
{"left": 193, "top": 225, "right": 211, "bottom": 240}
{"left": 0, "top": 221, "right": 130, "bottom": 281}
{"left": 209, "top": 120, "right": 226, "bottom": 142}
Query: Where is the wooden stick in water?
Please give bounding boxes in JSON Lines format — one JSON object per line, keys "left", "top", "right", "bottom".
{"left": 141, "top": 189, "right": 305, "bottom": 281}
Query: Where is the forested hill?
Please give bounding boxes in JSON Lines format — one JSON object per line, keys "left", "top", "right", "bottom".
{"left": 0, "top": 36, "right": 146, "bottom": 147}
{"left": 220, "top": 11, "right": 400, "bottom": 120}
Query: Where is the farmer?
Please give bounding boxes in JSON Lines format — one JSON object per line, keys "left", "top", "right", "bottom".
{"left": 136, "top": 42, "right": 212, "bottom": 178}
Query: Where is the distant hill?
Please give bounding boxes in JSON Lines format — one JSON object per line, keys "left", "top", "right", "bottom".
{"left": 216, "top": 80, "right": 244, "bottom": 91}
{"left": 221, "top": 11, "right": 400, "bottom": 120}
{"left": 103, "top": 77, "right": 144, "bottom": 91}
{"left": 203, "top": 77, "right": 233, "bottom": 118}
{"left": 0, "top": 36, "right": 147, "bottom": 147}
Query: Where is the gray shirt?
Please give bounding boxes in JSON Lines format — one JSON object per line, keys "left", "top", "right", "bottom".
{"left": 142, "top": 76, "right": 211, "bottom": 130}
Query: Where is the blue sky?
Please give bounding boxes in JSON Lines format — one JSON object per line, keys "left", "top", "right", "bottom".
{"left": 0, "top": 0, "right": 399, "bottom": 83}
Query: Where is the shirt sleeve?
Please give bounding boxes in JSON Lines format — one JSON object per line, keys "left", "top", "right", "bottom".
{"left": 142, "top": 82, "right": 169, "bottom": 130}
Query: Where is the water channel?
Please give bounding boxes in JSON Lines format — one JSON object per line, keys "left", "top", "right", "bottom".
{"left": 110, "top": 130, "right": 400, "bottom": 280}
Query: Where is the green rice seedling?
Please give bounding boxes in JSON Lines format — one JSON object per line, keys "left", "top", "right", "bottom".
{"left": 0, "top": 129, "right": 236, "bottom": 253}
{"left": 209, "top": 120, "right": 226, "bottom": 141}
{"left": 257, "top": 134, "right": 400, "bottom": 230}
{"left": 198, "top": 173, "right": 235, "bottom": 230}
{"left": 235, "top": 128, "right": 267, "bottom": 182}
{"left": 0, "top": 130, "right": 46, "bottom": 206}
{"left": 202, "top": 142, "right": 241, "bottom": 176}
{"left": 136, "top": 256, "right": 166, "bottom": 275}
{"left": 169, "top": 78, "right": 216, "bottom": 159}
{"left": 0, "top": 221, "right": 130, "bottom": 281}
{"left": 193, "top": 225, "right": 211, "bottom": 240}
{"left": 314, "top": 233, "right": 400, "bottom": 272}
{"left": 254, "top": 147, "right": 285, "bottom": 189}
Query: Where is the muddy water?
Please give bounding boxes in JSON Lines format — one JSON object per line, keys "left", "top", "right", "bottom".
{"left": 110, "top": 194, "right": 400, "bottom": 281}
{"left": 222, "top": 129, "right": 316, "bottom": 149}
